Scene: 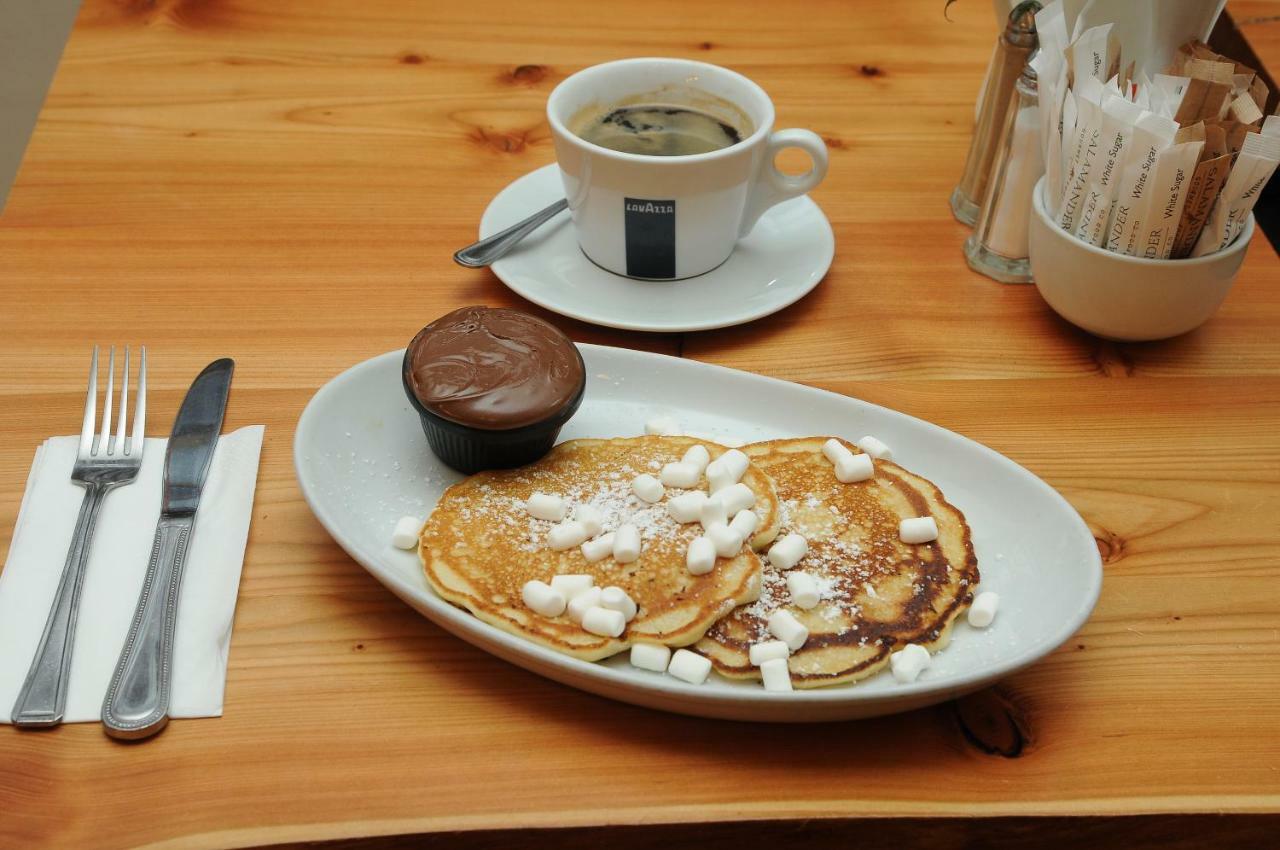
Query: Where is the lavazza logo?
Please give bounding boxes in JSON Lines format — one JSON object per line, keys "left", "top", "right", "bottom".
{"left": 625, "top": 200, "right": 675, "bottom": 214}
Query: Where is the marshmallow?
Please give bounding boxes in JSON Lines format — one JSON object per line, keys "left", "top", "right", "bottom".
{"left": 547, "top": 520, "right": 589, "bottom": 551}
{"left": 526, "top": 492, "right": 567, "bottom": 522}
{"left": 729, "top": 509, "right": 760, "bottom": 539}
{"left": 768, "top": 533, "right": 808, "bottom": 570}
{"left": 836, "top": 453, "right": 874, "bottom": 483}
{"left": 749, "top": 640, "right": 790, "bottom": 666}
{"left": 890, "top": 643, "right": 931, "bottom": 683}
{"left": 899, "top": 516, "right": 939, "bottom": 544}
{"left": 760, "top": 657, "right": 793, "bottom": 692}
{"left": 822, "top": 438, "right": 853, "bottom": 466}
{"left": 718, "top": 449, "right": 750, "bottom": 482}
{"left": 686, "top": 536, "right": 717, "bottom": 575}
{"left": 391, "top": 516, "right": 421, "bottom": 550}
{"left": 575, "top": 504, "right": 604, "bottom": 538}
{"left": 600, "top": 586, "right": 638, "bottom": 621}
{"left": 968, "top": 591, "right": 999, "bottom": 628}
{"left": 786, "top": 572, "right": 821, "bottom": 609}
{"left": 660, "top": 461, "right": 701, "bottom": 489}
{"left": 667, "top": 649, "right": 712, "bottom": 685}
{"left": 857, "top": 435, "right": 893, "bottom": 460}
{"left": 667, "top": 491, "right": 708, "bottom": 523}
{"left": 718, "top": 482, "right": 756, "bottom": 516}
{"left": 629, "top": 643, "right": 671, "bottom": 672}
{"left": 699, "top": 495, "right": 729, "bottom": 530}
{"left": 580, "top": 532, "right": 616, "bottom": 563}
{"left": 768, "top": 609, "right": 809, "bottom": 651}
{"left": 631, "top": 473, "right": 665, "bottom": 503}
{"left": 706, "top": 522, "right": 745, "bottom": 558}
{"left": 521, "top": 580, "right": 567, "bottom": 617}
{"left": 582, "top": 605, "right": 626, "bottom": 637}
{"left": 644, "top": 415, "right": 681, "bottom": 436}
{"left": 550, "top": 574, "right": 594, "bottom": 600}
{"left": 705, "top": 460, "right": 735, "bottom": 494}
{"left": 566, "top": 587, "right": 603, "bottom": 624}
{"left": 613, "top": 523, "right": 642, "bottom": 563}
{"left": 682, "top": 444, "right": 711, "bottom": 474}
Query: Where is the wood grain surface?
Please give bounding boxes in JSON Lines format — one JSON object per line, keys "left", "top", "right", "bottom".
{"left": 1, "top": 1, "right": 1279, "bottom": 848}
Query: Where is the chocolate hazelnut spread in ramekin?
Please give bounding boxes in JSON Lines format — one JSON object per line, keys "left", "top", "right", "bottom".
{"left": 402, "top": 306, "right": 585, "bottom": 472}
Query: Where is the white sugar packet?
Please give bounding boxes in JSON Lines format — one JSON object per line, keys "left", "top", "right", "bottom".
{"left": 1143, "top": 130, "right": 1205, "bottom": 258}
{"left": 1106, "top": 111, "right": 1178, "bottom": 254}
{"left": 1074, "top": 91, "right": 1144, "bottom": 245}
{"left": 1056, "top": 75, "right": 1107, "bottom": 233}
{"left": 1191, "top": 130, "right": 1280, "bottom": 257}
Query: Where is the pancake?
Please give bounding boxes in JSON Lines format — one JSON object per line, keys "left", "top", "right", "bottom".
{"left": 419, "top": 436, "right": 783, "bottom": 661}
{"left": 696, "top": 437, "right": 978, "bottom": 687}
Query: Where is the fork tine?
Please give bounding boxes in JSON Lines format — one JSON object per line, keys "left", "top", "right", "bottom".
{"left": 79, "top": 346, "right": 99, "bottom": 459}
{"left": 100, "top": 347, "right": 115, "bottom": 456}
{"left": 115, "top": 346, "right": 130, "bottom": 456}
{"left": 129, "top": 346, "right": 146, "bottom": 456}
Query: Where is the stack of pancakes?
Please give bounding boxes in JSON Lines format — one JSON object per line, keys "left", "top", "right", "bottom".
{"left": 418, "top": 434, "right": 977, "bottom": 688}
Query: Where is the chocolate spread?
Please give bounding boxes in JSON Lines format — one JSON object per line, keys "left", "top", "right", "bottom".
{"left": 407, "top": 306, "right": 583, "bottom": 430}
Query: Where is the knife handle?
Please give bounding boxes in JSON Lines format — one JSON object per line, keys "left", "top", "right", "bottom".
{"left": 102, "top": 514, "right": 195, "bottom": 740}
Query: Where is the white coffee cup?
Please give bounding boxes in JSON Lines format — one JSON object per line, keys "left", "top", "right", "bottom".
{"left": 547, "top": 58, "right": 829, "bottom": 280}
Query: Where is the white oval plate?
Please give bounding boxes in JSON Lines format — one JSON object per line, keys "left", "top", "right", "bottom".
{"left": 294, "top": 346, "right": 1101, "bottom": 722}
{"left": 481, "top": 164, "right": 834, "bottom": 332}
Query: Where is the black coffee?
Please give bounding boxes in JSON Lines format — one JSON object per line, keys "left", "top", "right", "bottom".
{"left": 571, "top": 105, "right": 743, "bottom": 156}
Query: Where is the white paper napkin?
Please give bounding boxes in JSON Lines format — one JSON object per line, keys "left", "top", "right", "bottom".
{"left": 0, "top": 425, "right": 264, "bottom": 723}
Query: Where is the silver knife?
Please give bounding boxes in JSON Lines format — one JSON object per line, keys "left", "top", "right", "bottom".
{"left": 101, "top": 358, "right": 234, "bottom": 740}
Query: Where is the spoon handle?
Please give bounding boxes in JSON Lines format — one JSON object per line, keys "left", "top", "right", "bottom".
{"left": 453, "top": 198, "right": 569, "bottom": 268}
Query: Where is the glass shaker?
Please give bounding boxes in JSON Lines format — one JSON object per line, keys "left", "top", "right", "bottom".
{"left": 964, "top": 60, "right": 1043, "bottom": 283}
{"left": 951, "top": 0, "right": 1040, "bottom": 225}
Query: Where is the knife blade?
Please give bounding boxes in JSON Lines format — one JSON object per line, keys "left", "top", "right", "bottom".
{"left": 102, "top": 358, "right": 234, "bottom": 740}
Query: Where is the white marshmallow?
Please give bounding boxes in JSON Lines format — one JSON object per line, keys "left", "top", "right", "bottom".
{"left": 768, "top": 533, "right": 808, "bottom": 570}
{"left": 717, "top": 449, "right": 750, "bottom": 483}
{"left": 566, "top": 587, "right": 602, "bottom": 624}
{"left": 786, "top": 572, "right": 821, "bottom": 609}
{"left": 391, "top": 516, "right": 421, "bottom": 550}
{"left": 631, "top": 474, "right": 665, "bottom": 503}
{"left": 666, "top": 491, "right": 708, "bottom": 523}
{"left": 760, "top": 657, "right": 793, "bottom": 692}
{"left": 686, "top": 536, "right": 717, "bottom": 575}
{"left": 629, "top": 643, "right": 672, "bottom": 672}
{"left": 681, "top": 444, "right": 711, "bottom": 474}
{"left": 890, "top": 643, "right": 931, "bottom": 683}
{"left": 580, "top": 532, "right": 616, "bottom": 563}
{"left": 612, "top": 523, "right": 642, "bottom": 563}
{"left": 644, "top": 415, "right": 681, "bottom": 436}
{"left": 857, "top": 435, "right": 893, "bottom": 460}
{"left": 822, "top": 438, "right": 853, "bottom": 466}
{"left": 699, "top": 495, "right": 729, "bottom": 530}
{"left": 546, "top": 520, "right": 589, "bottom": 551}
{"left": 767, "top": 609, "right": 809, "bottom": 651}
{"left": 968, "top": 591, "right": 999, "bottom": 628}
{"left": 749, "top": 640, "right": 790, "bottom": 666}
{"left": 667, "top": 649, "right": 712, "bottom": 685}
{"left": 526, "top": 492, "right": 567, "bottom": 521}
{"left": 574, "top": 504, "right": 604, "bottom": 538}
{"left": 706, "top": 522, "right": 745, "bottom": 558}
{"left": 835, "top": 452, "right": 874, "bottom": 483}
{"left": 899, "top": 516, "right": 939, "bottom": 544}
{"left": 705, "top": 460, "right": 735, "bottom": 494}
{"left": 660, "top": 461, "right": 701, "bottom": 489}
{"left": 581, "top": 605, "right": 626, "bottom": 637}
{"left": 600, "top": 586, "right": 638, "bottom": 621}
{"left": 520, "top": 580, "right": 566, "bottom": 617}
{"left": 550, "top": 574, "right": 594, "bottom": 600}
{"left": 729, "top": 509, "right": 760, "bottom": 539}
{"left": 718, "top": 482, "right": 756, "bottom": 516}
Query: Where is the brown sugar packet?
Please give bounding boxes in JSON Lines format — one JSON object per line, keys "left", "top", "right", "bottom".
{"left": 1176, "top": 59, "right": 1237, "bottom": 123}
{"left": 1171, "top": 124, "right": 1234, "bottom": 258}
{"left": 1207, "top": 119, "right": 1261, "bottom": 157}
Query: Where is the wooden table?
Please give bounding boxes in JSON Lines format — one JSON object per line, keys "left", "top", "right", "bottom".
{"left": 3, "top": 1, "right": 1278, "bottom": 847}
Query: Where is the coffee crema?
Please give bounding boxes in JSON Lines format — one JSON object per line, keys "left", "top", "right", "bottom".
{"left": 571, "top": 104, "right": 744, "bottom": 156}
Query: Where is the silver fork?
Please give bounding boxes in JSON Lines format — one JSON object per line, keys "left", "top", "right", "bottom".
{"left": 12, "top": 346, "right": 146, "bottom": 728}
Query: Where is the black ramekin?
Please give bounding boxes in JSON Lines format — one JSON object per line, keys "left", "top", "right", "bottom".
{"left": 400, "top": 344, "right": 585, "bottom": 474}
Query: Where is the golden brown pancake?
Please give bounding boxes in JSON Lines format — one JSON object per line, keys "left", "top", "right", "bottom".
{"left": 419, "top": 436, "right": 782, "bottom": 661}
{"left": 696, "top": 437, "right": 978, "bottom": 687}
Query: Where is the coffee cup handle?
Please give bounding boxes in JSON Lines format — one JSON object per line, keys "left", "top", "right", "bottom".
{"left": 739, "top": 129, "right": 829, "bottom": 237}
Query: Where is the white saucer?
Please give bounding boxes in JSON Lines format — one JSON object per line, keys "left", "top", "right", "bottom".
{"left": 480, "top": 164, "right": 834, "bottom": 333}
